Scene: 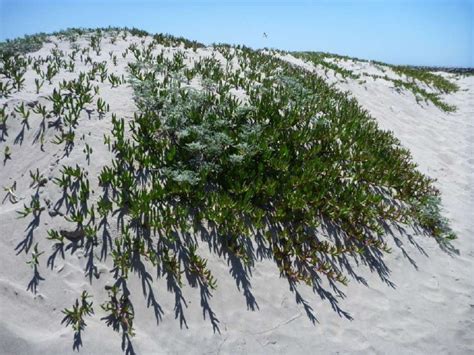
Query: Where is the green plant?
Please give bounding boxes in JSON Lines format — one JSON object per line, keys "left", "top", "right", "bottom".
{"left": 62, "top": 291, "right": 94, "bottom": 348}
{"left": 3, "top": 145, "right": 11, "bottom": 163}
{"left": 188, "top": 245, "right": 217, "bottom": 289}
{"left": 46, "top": 229, "right": 64, "bottom": 244}
{"left": 6, "top": 28, "right": 458, "bottom": 353}
{"left": 17, "top": 195, "right": 44, "bottom": 218}
{"left": 101, "top": 285, "right": 135, "bottom": 337}
{"left": 392, "top": 65, "right": 459, "bottom": 94}
{"left": 29, "top": 168, "right": 48, "bottom": 189}
{"left": 0, "top": 80, "right": 13, "bottom": 97}
{"left": 108, "top": 73, "right": 121, "bottom": 87}
{"left": 12, "top": 68, "right": 26, "bottom": 91}
{"left": 14, "top": 101, "right": 30, "bottom": 126}
{"left": 44, "top": 63, "right": 59, "bottom": 84}
{"left": 32, "top": 101, "right": 48, "bottom": 118}
{"left": 3, "top": 181, "right": 18, "bottom": 203}
{"left": 0, "top": 105, "right": 8, "bottom": 129}
{"left": 26, "top": 243, "right": 44, "bottom": 268}
{"left": 34, "top": 78, "right": 44, "bottom": 94}
{"left": 96, "top": 97, "right": 109, "bottom": 117}
{"left": 293, "top": 51, "right": 459, "bottom": 112}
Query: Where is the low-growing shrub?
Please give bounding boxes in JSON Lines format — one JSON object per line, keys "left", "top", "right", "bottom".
{"left": 3, "top": 28, "right": 457, "bottom": 352}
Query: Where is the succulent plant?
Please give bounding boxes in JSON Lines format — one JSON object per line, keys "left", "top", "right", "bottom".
{"left": 1, "top": 28, "right": 459, "bottom": 352}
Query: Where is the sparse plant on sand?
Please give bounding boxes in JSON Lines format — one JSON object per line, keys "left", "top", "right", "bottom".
{"left": 0, "top": 105, "right": 8, "bottom": 129}
{"left": 29, "top": 168, "right": 48, "bottom": 189}
{"left": 34, "top": 78, "right": 44, "bottom": 94}
{"left": 62, "top": 291, "right": 94, "bottom": 348}
{"left": 96, "top": 97, "right": 109, "bottom": 117}
{"left": 26, "top": 243, "right": 44, "bottom": 269}
{"left": 108, "top": 73, "right": 121, "bottom": 87}
{"left": 3, "top": 181, "right": 18, "bottom": 204}
{"left": 44, "top": 62, "right": 59, "bottom": 84}
{"left": 14, "top": 101, "right": 30, "bottom": 126}
{"left": 17, "top": 195, "right": 44, "bottom": 218}
{"left": 0, "top": 80, "right": 13, "bottom": 97}
{"left": 101, "top": 285, "right": 135, "bottom": 337}
{"left": 3, "top": 145, "right": 12, "bottom": 163}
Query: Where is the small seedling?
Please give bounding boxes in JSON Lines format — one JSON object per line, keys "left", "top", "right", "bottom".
{"left": 32, "top": 102, "right": 48, "bottom": 119}
{"left": 0, "top": 80, "right": 13, "bottom": 97}
{"left": 101, "top": 285, "right": 135, "bottom": 336}
{"left": 3, "top": 181, "right": 18, "bottom": 203}
{"left": 62, "top": 291, "right": 94, "bottom": 343}
{"left": 17, "top": 195, "right": 44, "bottom": 218}
{"left": 14, "top": 102, "right": 31, "bottom": 126}
{"left": 35, "top": 78, "right": 44, "bottom": 94}
{"left": 96, "top": 98, "right": 109, "bottom": 117}
{"left": 0, "top": 105, "right": 8, "bottom": 129}
{"left": 108, "top": 73, "right": 121, "bottom": 88}
{"left": 4, "top": 146, "right": 12, "bottom": 163}
{"left": 29, "top": 168, "right": 48, "bottom": 188}
{"left": 26, "top": 243, "right": 44, "bottom": 269}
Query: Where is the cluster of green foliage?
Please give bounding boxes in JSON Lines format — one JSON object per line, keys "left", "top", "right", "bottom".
{"left": 391, "top": 77, "right": 457, "bottom": 112}
{"left": 295, "top": 51, "right": 361, "bottom": 79}
{"left": 61, "top": 291, "right": 94, "bottom": 349}
{"left": 0, "top": 28, "right": 457, "bottom": 352}
{"left": 391, "top": 65, "right": 459, "bottom": 94}
{"left": 0, "top": 33, "right": 48, "bottom": 57}
{"left": 293, "top": 51, "right": 459, "bottom": 112}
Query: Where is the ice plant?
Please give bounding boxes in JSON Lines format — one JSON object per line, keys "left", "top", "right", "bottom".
{"left": 0, "top": 28, "right": 459, "bottom": 352}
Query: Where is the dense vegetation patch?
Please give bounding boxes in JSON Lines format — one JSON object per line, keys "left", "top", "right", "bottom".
{"left": 0, "top": 29, "right": 456, "bottom": 352}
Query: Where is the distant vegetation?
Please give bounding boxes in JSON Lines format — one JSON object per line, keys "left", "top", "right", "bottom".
{"left": 0, "top": 28, "right": 457, "bottom": 352}
{"left": 294, "top": 51, "right": 460, "bottom": 112}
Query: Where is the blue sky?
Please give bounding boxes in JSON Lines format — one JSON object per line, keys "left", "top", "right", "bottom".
{"left": 0, "top": 0, "right": 472, "bottom": 67}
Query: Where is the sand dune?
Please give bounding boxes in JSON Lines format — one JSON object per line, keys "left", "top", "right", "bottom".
{"left": 0, "top": 30, "right": 473, "bottom": 354}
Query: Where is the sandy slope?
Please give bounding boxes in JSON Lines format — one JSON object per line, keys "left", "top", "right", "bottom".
{"left": 0, "top": 34, "right": 473, "bottom": 354}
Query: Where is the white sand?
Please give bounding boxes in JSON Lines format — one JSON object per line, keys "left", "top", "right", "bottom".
{"left": 1, "top": 34, "right": 473, "bottom": 354}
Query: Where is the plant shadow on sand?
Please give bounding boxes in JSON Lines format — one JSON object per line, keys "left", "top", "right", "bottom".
{"left": 8, "top": 102, "right": 458, "bottom": 355}
{"left": 35, "top": 198, "right": 456, "bottom": 355}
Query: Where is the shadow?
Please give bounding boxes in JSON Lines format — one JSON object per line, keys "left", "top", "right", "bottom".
{"left": 99, "top": 215, "right": 112, "bottom": 261}
{"left": 131, "top": 249, "right": 165, "bottom": 326}
{"left": 47, "top": 242, "right": 65, "bottom": 270}
{"left": 13, "top": 119, "right": 29, "bottom": 145}
{"left": 72, "top": 330, "right": 83, "bottom": 351}
{"left": 121, "top": 333, "right": 135, "bottom": 355}
{"left": 0, "top": 121, "right": 8, "bottom": 142}
{"left": 198, "top": 225, "right": 259, "bottom": 312}
{"left": 166, "top": 269, "right": 189, "bottom": 329}
{"left": 289, "top": 281, "right": 318, "bottom": 324}
{"left": 227, "top": 253, "right": 259, "bottom": 311}
{"left": 32, "top": 116, "right": 46, "bottom": 146}
{"left": 199, "top": 284, "right": 220, "bottom": 333}
{"left": 84, "top": 236, "right": 99, "bottom": 282}
{"left": 15, "top": 199, "right": 43, "bottom": 255}
{"left": 27, "top": 265, "right": 44, "bottom": 294}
